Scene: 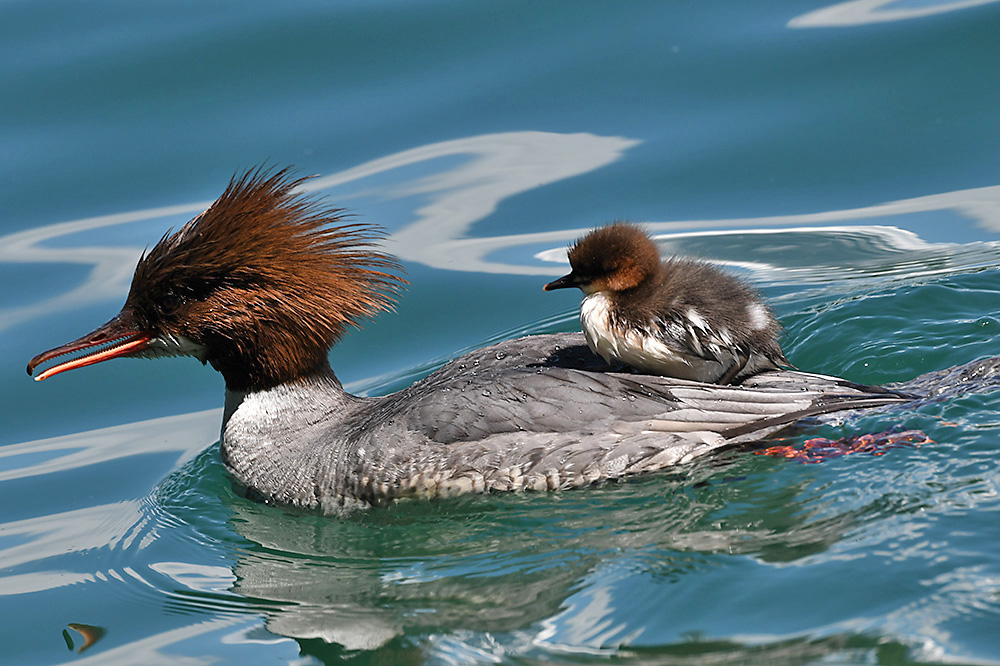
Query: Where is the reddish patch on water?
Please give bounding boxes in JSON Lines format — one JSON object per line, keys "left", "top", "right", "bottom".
{"left": 756, "top": 429, "right": 934, "bottom": 464}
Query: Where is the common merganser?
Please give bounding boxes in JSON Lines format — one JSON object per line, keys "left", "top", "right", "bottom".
{"left": 28, "top": 168, "right": 912, "bottom": 512}
{"left": 544, "top": 222, "right": 789, "bottom": 384}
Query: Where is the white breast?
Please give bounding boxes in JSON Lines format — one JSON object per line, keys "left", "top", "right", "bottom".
{"left": 580, "top": 293, "right": 725, "bottom": 381}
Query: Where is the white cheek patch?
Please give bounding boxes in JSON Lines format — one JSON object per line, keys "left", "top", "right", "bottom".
{"left": 142, "top": 334, "right": 209, "bottom": 363}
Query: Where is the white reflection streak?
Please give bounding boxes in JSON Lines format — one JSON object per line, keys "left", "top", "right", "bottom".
{"left": 0, "top": 502, "right": 141, "bottom": 576}
{"left": 0, "top": 571, "right": 96, "bottom": 596}
{"left": 789, "top": 0, "right": 1000, "bottom": 27}
{"left": 0, "top": 408, "right": 219, "bottom": 481}
{"left": 6, "top": 132, "right": 1000, "bottom": 334}
{"left": 0, "top": 503, "right": 253, "bottom": 662}
{"left": 534, "top": 560, "right": 644, "bottom": 654}
{"left": 0, "top": 203, "right": 211, "bottom": 333}
{"left": 880, "top": 565, "right": 1000, "bottom": 664}
{"left": 530, "top": 185, "right": 1000, "bottom": 269}
{"left": 149, "top": 561, "right": 235, "bottom": 593}
{"left": 535, "top": 225, "right": 936, "bottom": 270}
{"left": 386, "top": 183, "right": 1000, "bottom": 277}
{"left": 374, "top": 132, "right": 641, "bottom": 272}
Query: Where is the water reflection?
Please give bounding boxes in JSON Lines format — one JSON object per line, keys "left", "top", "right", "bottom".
{"left": 789, "top": 0, "right": 1000, "bottom": 28}
{"left": 0, "top": 411, "right": 216, "bottom": 598}
{"left": 0, "top": 409, "right": 217, "bottom": 483}
{"left": 3, "top": 131, "right": 1000, "bottom": 334}
{"left": 219, "top": 471, "right": 844, "bottom": 652}
{"left": 537, "top": 225, "right": 1000, "bottom": 289}
{"left": 2, "top": 348, "right": 998, "bottom": 661}
{"left": 203, "top": 443, "right": 945, "bottom": 658}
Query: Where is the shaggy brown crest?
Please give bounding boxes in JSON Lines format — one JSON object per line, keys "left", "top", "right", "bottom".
{"left": 126, "top": 167, "right": 405, "bottom": 391}
{"left": 568, "top": 222, "right": 660, "bottom": 291}
{"left": 544, "top": 221, "right": 660, "bottom": 293}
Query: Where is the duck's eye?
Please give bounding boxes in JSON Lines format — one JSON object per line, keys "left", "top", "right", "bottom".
{"left": 160, "top": 290, "right": 184, "bottom": 314}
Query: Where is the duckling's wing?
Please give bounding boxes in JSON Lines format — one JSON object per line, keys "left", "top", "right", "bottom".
{"left": 641, "top": 312, "right": 765, "bottom": 380}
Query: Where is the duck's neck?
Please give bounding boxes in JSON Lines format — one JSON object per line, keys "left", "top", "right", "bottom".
{"left": 221, "top": 361, "right": 349, "bottom": 431}
{"left": 219, "top": 361, "right": 363, "bottom": 510}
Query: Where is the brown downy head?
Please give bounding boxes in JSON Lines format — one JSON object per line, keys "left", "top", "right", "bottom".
{"left": 543, "top": 221, "right": 660, "bottom": 294}
{"left": 27, "top": 167, "right": 406, "bottom": 392}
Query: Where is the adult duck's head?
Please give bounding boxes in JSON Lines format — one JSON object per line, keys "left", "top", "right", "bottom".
{"left": 28, "top": 167, "right": 405, "bottom": 392}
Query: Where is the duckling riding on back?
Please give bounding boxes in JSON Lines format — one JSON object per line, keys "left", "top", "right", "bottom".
{"left": 545, "top": 222, "right": 789, "bottom": 384}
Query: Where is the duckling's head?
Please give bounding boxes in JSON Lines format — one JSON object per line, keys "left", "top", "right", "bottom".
{"left": 544, "top": 221, "right": 660, "bottom": 295}
{"left": 28, "top": 167, "right": 405, "bottom": 392}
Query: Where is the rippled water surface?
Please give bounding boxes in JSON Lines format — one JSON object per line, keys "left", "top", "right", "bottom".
{"left": 3, "top": 1, "right": 1000, "bottom": 664}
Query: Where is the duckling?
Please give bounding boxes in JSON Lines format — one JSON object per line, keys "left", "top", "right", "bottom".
{"left": 545, "top": 222, "right": 789, "bottom": 384}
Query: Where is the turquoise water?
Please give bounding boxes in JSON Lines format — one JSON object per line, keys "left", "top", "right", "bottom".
{"left": 3, "top": 1, "right": 1000, "bottom": 663}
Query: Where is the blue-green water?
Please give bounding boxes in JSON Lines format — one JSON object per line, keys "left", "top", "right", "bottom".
{"left": 3, "top": 1, "right": 1000, "bottom": 664}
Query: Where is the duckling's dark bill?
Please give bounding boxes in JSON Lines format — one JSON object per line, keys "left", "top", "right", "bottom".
{"left": 543, "top": 272, "right": 580, "bottom": 291}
